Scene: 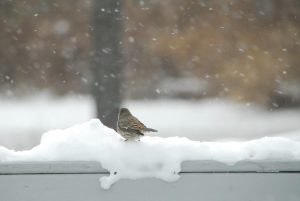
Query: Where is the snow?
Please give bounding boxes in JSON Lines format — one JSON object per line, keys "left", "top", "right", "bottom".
{"left": 53, "top": 19, "right": 70, "bottom": 35}
{"left": 1, "top": 95, "right": 300, "bottom": 150}
{"left": 0, "top": 94, "right": 95, "bottom": 150}
{"left": 1, "top": 119, "right": 300, "bottom": 189}
{"left": 125, "top": 100, "right": 300, "bottom": 141}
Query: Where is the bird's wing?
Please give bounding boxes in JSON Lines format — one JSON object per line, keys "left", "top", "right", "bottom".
{"left": 128, "top": 116, "right": 157, "bottom": 132}
{"left": 128, "top": 116, "right": 147, "bottom": 130}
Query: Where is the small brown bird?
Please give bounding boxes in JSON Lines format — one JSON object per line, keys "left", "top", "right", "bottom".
{"left": 117, "top": 108, "right": 157, "bottom": 141}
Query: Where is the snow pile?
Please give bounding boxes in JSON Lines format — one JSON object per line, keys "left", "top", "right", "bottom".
{"left": 2, "top": 95, "right": 300, "bottom": 151}
{"left": 1, "top": 119, "right": 300, "bottom": 189}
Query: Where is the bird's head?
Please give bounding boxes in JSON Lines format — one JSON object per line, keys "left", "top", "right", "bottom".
{"left": 119, "top": 108, "right": 131, "bottom": 118}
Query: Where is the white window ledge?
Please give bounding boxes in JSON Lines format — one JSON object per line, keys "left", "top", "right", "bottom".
{"left": 1, "top": 161, "right": 300, "bottom": 201}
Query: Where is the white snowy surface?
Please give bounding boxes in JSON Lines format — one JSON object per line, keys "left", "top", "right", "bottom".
{"left": 1, "top": 94, "right": 300, "bottom": 150}
{"left": 1, "top": 119, "right": 300, "bottom": 189}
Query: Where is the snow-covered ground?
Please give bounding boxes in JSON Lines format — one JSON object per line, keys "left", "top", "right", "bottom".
{"left": 1, "top": 94, "right": 300, "bottom": 151}
{"left": 1, "top": 119, "right": 300, "bottom": 189}
{"left": 126, "top": 100, "right": 300, "bottom": 141}
{"left": 0, "top": 94, "right": 96, "bottom": 150}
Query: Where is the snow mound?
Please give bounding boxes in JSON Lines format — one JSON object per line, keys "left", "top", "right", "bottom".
{"left": 1, "top": 119, "right": 300, "bottom": 189}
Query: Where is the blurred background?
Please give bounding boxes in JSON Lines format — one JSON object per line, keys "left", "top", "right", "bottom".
{"left": 1, "top": 0, "right": 300, "bottom": 150}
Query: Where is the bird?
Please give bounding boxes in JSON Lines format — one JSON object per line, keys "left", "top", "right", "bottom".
{"left": 116, "top": 108, "right": 157, "bottom": 141}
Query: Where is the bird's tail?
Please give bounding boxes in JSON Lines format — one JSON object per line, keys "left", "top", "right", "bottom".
{"left": 143, "top": 127, "right": 158, "bottom": 132}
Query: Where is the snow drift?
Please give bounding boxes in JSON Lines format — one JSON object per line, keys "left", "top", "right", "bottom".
{"left": 1, "top": 119, "right": 300, "bottom": 189}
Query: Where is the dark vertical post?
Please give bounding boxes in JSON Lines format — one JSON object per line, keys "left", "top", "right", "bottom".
{"left": 91, "top": 0, "right": 122, "bottom": 130}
